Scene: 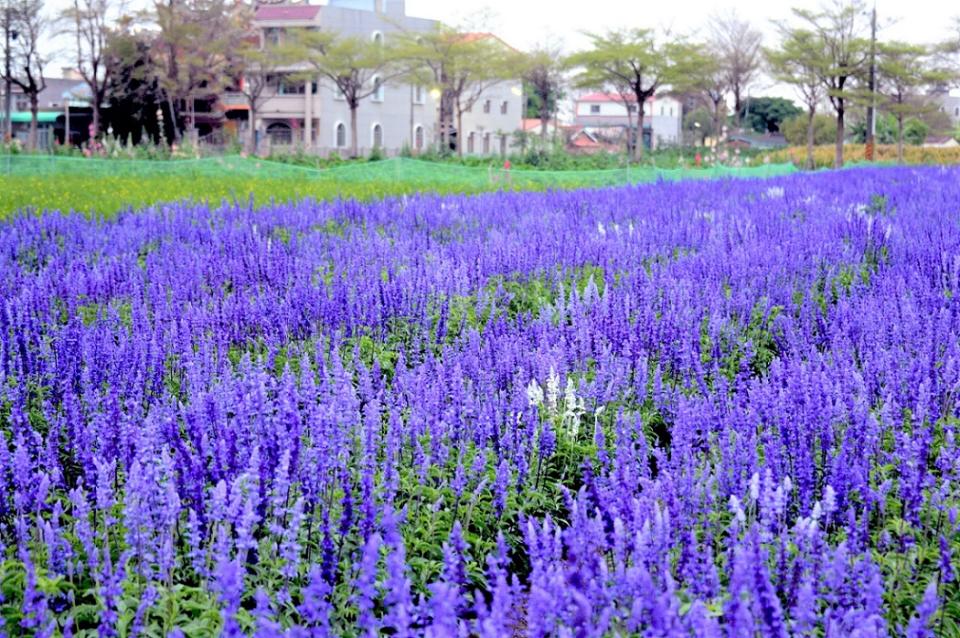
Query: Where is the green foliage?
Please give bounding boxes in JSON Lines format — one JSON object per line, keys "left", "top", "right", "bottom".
{"left": 566, "top": 28, "right": 697, "bottom": 160}
{"left": 850, "top": 114, "right": 929, "bottom": 146}
{"left": 740, "top": 97, "right": 802, "bottom": 134}
{"left": 781, "top": 113, "right": 838, "bottom": 146}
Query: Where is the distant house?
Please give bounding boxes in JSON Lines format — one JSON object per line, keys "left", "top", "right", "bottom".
{"left": 0, "top": 75, "right": 91, "bottom": 148}
{"left": 725, "top": 133, "right": 788, "bottom": 151}
{"left": 564, "top": 126, "right": 618, "bottom": 155}
{"left": 572, "top": 92, "right": 683, "bottom": 150}
{"left": 922, "top": 135, "right": 960, "bottom": 148}
{"left": 233, "top": 0, "right": 524, "bottom": 156}
{"left": 522, "top": 118, "right": 560, "bottom": 138}
{"left": 933, "top": 91, "right": 960, "bottom": 127}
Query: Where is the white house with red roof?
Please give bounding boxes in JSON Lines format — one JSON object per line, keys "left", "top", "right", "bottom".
{"left": 231, "top": 0, "right": 523, "bottom": 156}
{"left": 573, "top": 92, "right": 683, "bottom": 150}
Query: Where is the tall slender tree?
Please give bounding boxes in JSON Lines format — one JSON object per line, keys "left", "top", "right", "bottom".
{"left": 670, "top": 42, "right": 729, "bottom": 145}
{"left": 791, "top": 0, "right": 872, "bottom": 168}
{"left": 393, "top": 25, "right": 513, "bottom": 155}
{"left": 63, "top": 0, "right": 121, "bottom": 138}
{"left": 522, "top": 43, "right": 565, "bottom": 145}
{"left": 709, "top": 12, "right": 763, "bottom": 128}
{"left": 4, "top": 0, "right": 47, "bottom": 149}
{"left": 153, "top": 0, "right": 247, "bottom": 142}
{"left": 233, "top": 41, "right": 278, "bottom": 154}
{"left": 448, "top": 34, "right": 517, "bottom": 158}
{"left": 767, "top": 28, "right": 826, "bottom": 169}
{"left": 568, "top": 28, "right": 690, "bottom": 161}
{"left": 877, "top": 41, "right": 956, "bottom": 162}
{"left": 285, "top": 29, "right": 402, "bottom": 158}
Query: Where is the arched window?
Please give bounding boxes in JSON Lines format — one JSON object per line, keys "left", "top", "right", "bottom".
{"left": 500, "top": 100, "right": 508, "bottom": 115}
{"left": 372, "top": 31, "right": 384, "bottom": 46}
{"left": 372, "top": 123, "right": 383, "bottom": 149}
{"left": 414, "top": 125, "right": 424, "bottom": 150}
{"left": 372, "top": 75, "right": 384, "bottom": 102}
{"left": 414, "top": 85, "right": 425, "bottom": 104}
{"left": 482, "top": 132, "right": 490, "bottom": 154}
{"left": 335, "top": 122, "right": 346, "bottom": 148}
{"left": 467, "top": 132, "right": 475, "bottom": 154}
{"left": 500, "top": 134, "right": 507, "bottom": 156}
{"left": 267, "top": 122, "right": 292, "bottom": 145}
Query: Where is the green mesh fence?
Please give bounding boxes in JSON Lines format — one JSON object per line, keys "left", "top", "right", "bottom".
{"left": 0, "top": 154, "right": 798, "bottom": 189}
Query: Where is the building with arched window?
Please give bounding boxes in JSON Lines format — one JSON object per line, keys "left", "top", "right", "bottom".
{"left": 245, "top": 0, "right": 524, "bottom": 156}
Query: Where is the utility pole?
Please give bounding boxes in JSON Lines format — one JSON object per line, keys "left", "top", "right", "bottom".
{"left": 865, "top": 1, "right": 877, "bottom": 161}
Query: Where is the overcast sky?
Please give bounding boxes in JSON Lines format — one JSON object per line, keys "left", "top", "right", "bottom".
{"left": 42, "top": 0, "right": 960, "bottom": 100}
{"left": 407, "top": 0, "right": 958, "bottom": 50}
{"left": 405, "top": 0, "right": 959, "bottom": 98}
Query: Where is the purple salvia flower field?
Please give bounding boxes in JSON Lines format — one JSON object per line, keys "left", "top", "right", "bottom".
{"left": 0, "top": 166, "right": 959, "bottom": 635}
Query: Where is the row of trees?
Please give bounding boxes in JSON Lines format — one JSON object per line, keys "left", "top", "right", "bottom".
{"left": 769, "top": 2, "right": 960, "bottom": 167}
{"left": 1, "top": 0, "right": 958, "bottom": 165}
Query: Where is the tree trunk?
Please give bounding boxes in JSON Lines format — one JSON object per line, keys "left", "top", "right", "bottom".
{"left": 896, "top": 114, "right": 904, "bottom": 164}
{"left": 733, "top": 86, "right": 742, "bottom": 128}
{"left": 713, "top": 98, "right": 723, "bottom": 147}
{"left": 634, "top": 111, "right": 644, "bottom": 162}
{"left": 248, "top": 106, "right": 257, "bottom": 154}
{"left": 350, "top": 102, "right": 359, "bottom": 158}
{"left": 29, "top": 95, "right": 39, "bottom": 151}
{"left": 91, "top": 96, "right": 101, "bottom": 141}
{"left": 165, "top": 94, "right": 178, "bottom": 144}
{"left": 834, "top": 100, "right": 845, "bottom": 169}
{"left": 805, "top": 106, "right": 815, "bottom": 171}
{"left": 539, "top": 102, "right": 549, "bottom": 145}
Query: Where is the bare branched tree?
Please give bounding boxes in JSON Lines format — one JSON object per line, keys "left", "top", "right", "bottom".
{"left": 6, "top": 0, "right": 48, "bottom": 149}
{"left": 63, "top": 0, "right": 121, "bottom": 138}
{"left": 710, "top": 12, "right": 763, "bottom": 128}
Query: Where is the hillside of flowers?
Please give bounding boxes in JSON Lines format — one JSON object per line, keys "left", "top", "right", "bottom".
{"left": 1, "top": 166, "right": 959, "bottom": 636}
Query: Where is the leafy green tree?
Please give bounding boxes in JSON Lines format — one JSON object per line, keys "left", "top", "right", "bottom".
{"left": 766, "top": 27, "right": 826, "bottom": 169}
{"left": 446, "top": 35, "right": 518, "bottom": 158}
{"left": 740, "top": 96, "right": 802, "bottom": 133}
{"left": 790, "top": 0, "right": 873, "bottom": 168}
{"left": 850, "top": 113, "right": 928, "bottom": 145}
{"left": 152, "top": 0, "right": 247, "bottom": 142}
{"left": 683, "top": 107, "right": 715, "bottom": 145}
{"left": 103, "top": 24, "right": 166, "bottom": 145}
{"left": 670, "top": 42, "right": 729, "bottom": 144}
{"left": 521, "top": 43, "right": 565, "bottom": 145}
{"left": 285, "top": 29, "right": 402, "bottom": 158}
{"left": 393, "top": 26, "right": 514, "bottom": 155}
{"left": 781, "top": 112, "right": 837, "bottom": 145}
{"left": 567, "top": 28, "right": 691, "bottom": 161}
{"left": 876, "top": 40, "right": 956, "bottom": 162}
{"left": 231, "top": 27, "right": 284, "bottom": 154}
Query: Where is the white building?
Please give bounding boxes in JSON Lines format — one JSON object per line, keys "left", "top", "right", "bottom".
{"left": 572, "top": 92, "right": 683, "bottom": 150}
{"left": 236, "top": 1, "right": 523, "bottom": 156}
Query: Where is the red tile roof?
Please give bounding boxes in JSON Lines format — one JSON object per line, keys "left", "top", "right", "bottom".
{"left": 577, "top": 92, "right": 656, "bottom": 104}
{"left": 254, "top": 5, "right": 321, "bottom": 21}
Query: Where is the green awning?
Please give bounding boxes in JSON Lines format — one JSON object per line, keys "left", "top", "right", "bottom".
{"left": 1, "top": 112, "right": 60, "bottom": 124}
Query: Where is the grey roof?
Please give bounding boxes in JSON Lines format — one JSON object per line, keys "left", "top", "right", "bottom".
{"left": 39, "top": 78, "right": 90, "bottom": 109}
